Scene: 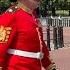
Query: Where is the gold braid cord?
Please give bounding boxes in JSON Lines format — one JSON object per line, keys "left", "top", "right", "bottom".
{"left": 46, "top": 55, "right": 57, "bottom": 70}
{"left": 47, "top": 63, "right": 56, "bottom": 70}
{"left": 0, "top": 26, "right": 12, "bottom": 43}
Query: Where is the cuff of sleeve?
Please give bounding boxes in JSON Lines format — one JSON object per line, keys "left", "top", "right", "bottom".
{"left": 0, "top": 67, "right": 2, "bottom": 69}
{"left": 47, "top": 63, "right": 56, "bottom": 70}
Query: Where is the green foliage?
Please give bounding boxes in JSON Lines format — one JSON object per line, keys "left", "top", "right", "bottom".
{"left": 0, "top": 0, "right": 11, "bottom": 14}
{"left": 40, "top": 0, "right": 47, "bottom": 17}
{"left": 0, "top": 0, "right": 70, "bottom": 16}
{"left": 40, "top": 0, "right": 70, "bottom": 16}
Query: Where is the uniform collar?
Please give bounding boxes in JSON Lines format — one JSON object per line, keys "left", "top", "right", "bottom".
{"left": 17, "top": 2, "right": 33, "bottom": 16}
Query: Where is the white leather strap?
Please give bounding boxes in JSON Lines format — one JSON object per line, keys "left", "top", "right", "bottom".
{"left": 7, "top": 49, "right": 43, "bottom": 59}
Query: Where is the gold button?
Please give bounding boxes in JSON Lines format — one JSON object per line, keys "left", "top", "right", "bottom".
{"left": 6, "top": 35, "right": 9, "bottom": 38}
{"left": 6, "top": 31, "right": 11, "bottom": 34}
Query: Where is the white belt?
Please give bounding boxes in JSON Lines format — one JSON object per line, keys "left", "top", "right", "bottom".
{"left": 7, "top": 49, "right": 43, "bottom": 59}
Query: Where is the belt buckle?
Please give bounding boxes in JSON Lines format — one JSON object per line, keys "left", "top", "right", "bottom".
{"left": 37, "top": 52, "right": 44, "bottom": 59}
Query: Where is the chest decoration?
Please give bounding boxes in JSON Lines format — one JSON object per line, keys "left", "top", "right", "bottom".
{"left": 0, "top": 26, "right": 12, "bottom": 43}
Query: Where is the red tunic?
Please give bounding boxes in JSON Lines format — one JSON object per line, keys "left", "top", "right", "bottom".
{"left": 0, "top": 8, "right": 53, "bottom": 70}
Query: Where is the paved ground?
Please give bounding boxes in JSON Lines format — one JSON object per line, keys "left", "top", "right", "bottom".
{"left": 50, "top": 47, "right": 70, "bottom": 70}
{"left": 41, "top": 19, "right": 70, "bottom": 70}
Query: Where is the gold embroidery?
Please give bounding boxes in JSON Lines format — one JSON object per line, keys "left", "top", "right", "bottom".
{"left": 0, "top": 26, "right": 12, "bottom": 43}
{"left": 47, "top": 63, "right": 56, "bottom": 70}
{"left": 6, "top": 35, "right": 9, "bottom": 38}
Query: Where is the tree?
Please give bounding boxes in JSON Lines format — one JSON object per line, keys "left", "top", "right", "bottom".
{"left": 0, "top": 0, "right": 11, "bottom": 14}
{"left": 0, "top": 0, "right": 17, "bottom": 14}
{"left": 40, "top": 0, "right": 48, "bottom": 17}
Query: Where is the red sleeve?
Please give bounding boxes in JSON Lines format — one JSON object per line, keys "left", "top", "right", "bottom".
{"left": 0, "top": 12, "right": 16, "bottom": 67}
{"left": 41, "top": 43, "right": 52, "bottom": 69}
{"left": 37, "top": 27, "right": 51, "bottom": 69}
{"left": 38, "top": 27, "right": 56, "bottom": 69}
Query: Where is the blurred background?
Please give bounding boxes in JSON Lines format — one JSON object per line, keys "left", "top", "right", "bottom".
{"left": 1, "top": 0, "right": 70, "bottom": 70}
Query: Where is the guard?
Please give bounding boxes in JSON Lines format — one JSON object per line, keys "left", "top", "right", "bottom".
{"left": 0, "top": 0, "right": 56, "bottom": 70}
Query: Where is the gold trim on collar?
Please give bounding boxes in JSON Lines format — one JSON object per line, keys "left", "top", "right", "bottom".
{"left": 17, "top": 2, "right": 33, "bottom": 15}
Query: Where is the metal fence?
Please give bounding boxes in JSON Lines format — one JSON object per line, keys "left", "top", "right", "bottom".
{"left": 46, "top": 16, "right": 70, "bottom": 27}
{"left": 40, "top": 16, "right": 70, "bottom": 50}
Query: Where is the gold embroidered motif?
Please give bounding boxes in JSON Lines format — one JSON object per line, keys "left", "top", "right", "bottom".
{"left": 0, "top": 26, "right": 12, "bottom": 43}
{"left": 47, "top": 63, "right": 57, "bottom": 70}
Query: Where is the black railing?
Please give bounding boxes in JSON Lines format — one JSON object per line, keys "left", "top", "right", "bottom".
{"left": 41, "top": 16, "right": 70, "bottom": 50}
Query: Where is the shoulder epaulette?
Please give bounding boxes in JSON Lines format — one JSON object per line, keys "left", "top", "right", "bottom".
{"left": 6, "top": 6, "right": 18, "bottom": 13}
